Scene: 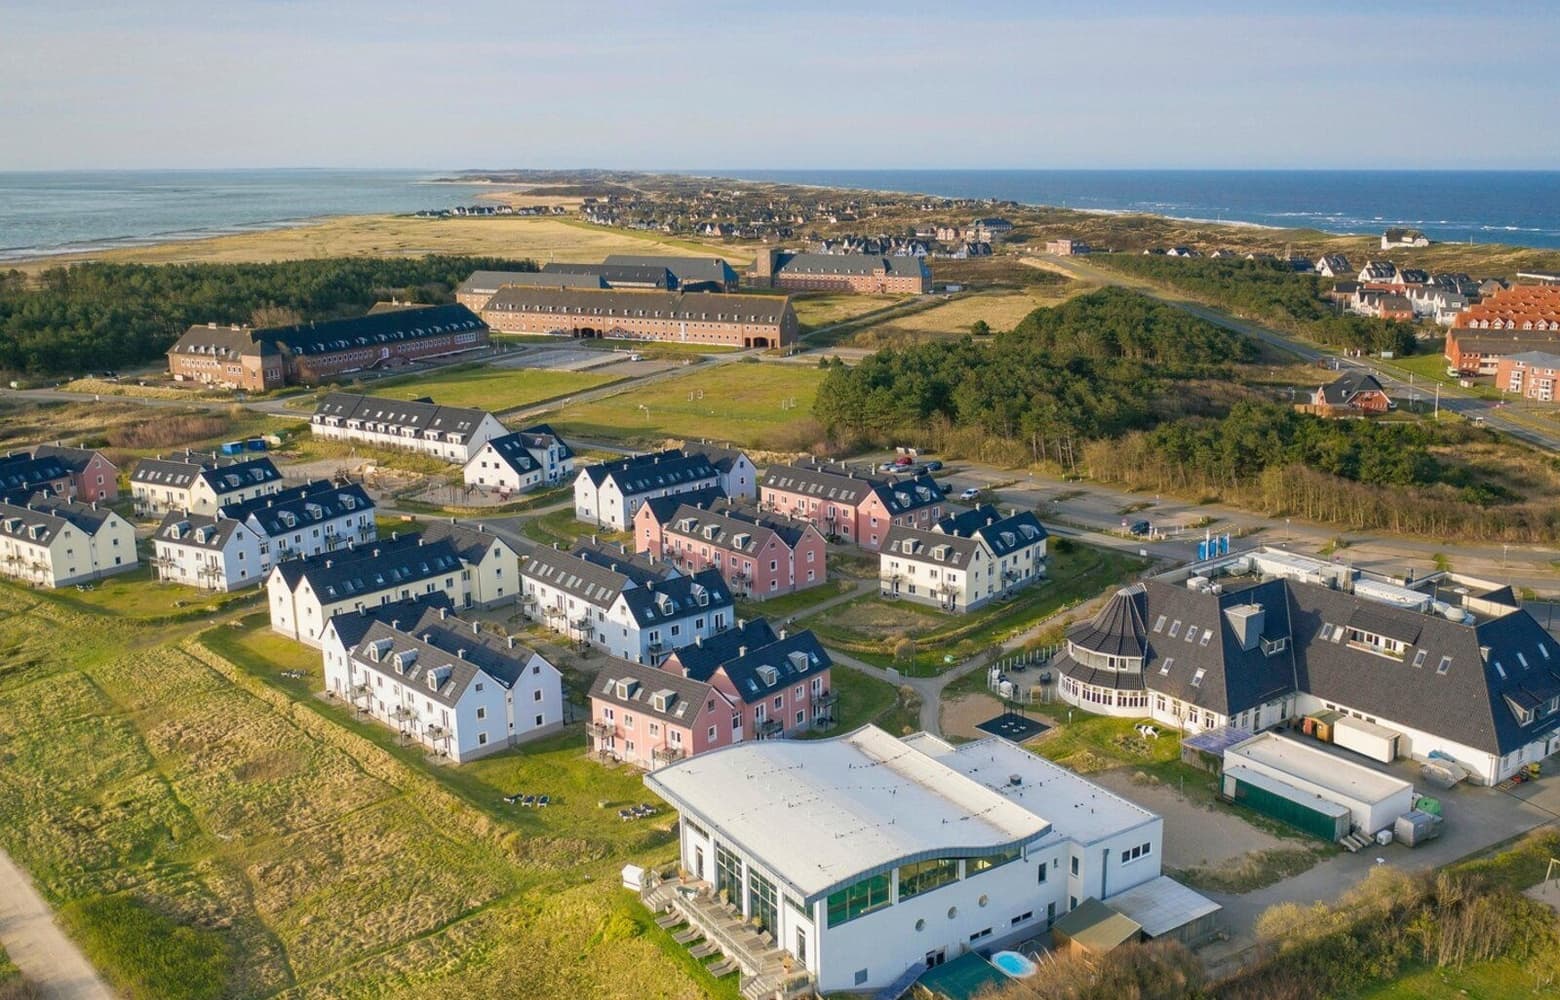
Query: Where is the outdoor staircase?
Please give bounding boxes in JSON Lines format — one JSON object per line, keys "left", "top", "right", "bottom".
{"left": 872, "top": 961, "right": 928, "bottom": 1000}
{"left": 1339, "top": 831, "right": 1377, "bottom": 852}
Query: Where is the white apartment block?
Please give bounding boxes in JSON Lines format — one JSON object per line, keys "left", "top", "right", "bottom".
{"left": 152, "top": 513, "right": 265, "bottom": 591}
{"left": 0, "top": 498, "right": 137, "bottom": 588}
{"left": 130, "top": 453, "right": 285, "bottom": 516}
{"left": 310, "top": 392, "right": 506, "bottom": 464}
{"left": 880, "top": 506, "right": 1048, "bottom": 612}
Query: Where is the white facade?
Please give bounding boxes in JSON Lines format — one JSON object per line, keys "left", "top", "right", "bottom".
{"left": 648, "top": 728, "right": 1162, "bottom": 993}
{"left": 574, "top": 456, "right": 722, "bottom": 530}
{"left": 153, "top": 519, "right": 265, "bottom": 591}
{"left": 269, "top": 559, "right": 472, "bottom": 647}
{"left": 1057, "top": 670, "right": 1292, "bottom": 737}
{"left": 520, "top": 567, "right": 731, "bottom": 664}
{"left": 322, "top": 621, "right": 564, "bottom": 762}
{"left": 0, "top": 504, "right": 137, "bottom": 588}
{"left": 1224, "top": 733, "right": 1414, "bottom": 835}
{"left": 464, "top": 441, "right": 546, "bottom": 495}
{"left": 880, "top": 532, "right": 1046, "bottom": 613}
{"left": 310, "top": 404, "right": 506, "bottom": 464}
{"left": 131, "top": 458, "right": 285, "bottom": 516}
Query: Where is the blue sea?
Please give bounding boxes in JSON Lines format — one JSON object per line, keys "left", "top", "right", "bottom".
{"left": 0, "top": 169, "right": 487, "bottom": 262}
{"left": 716, "top": 169, "right": 1560, "bottom": 250}
{"left": 2, "top": 169, "right": 1559, "bottom": 261}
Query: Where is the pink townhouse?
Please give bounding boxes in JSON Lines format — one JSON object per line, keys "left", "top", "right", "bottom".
{"left": 635, "top": 499, "right": 827, "bottom": 600}
{"left": 759, "top": 463, "right": 946, "bottom": 551}
{"left": 588, "top": 658, "right": 738, "bottom": 770}
{"left": 665, "top": 622, "right": 837, "bottom": 738}
{"left": 33, "top": 445, "right": 119, "bottom": 502}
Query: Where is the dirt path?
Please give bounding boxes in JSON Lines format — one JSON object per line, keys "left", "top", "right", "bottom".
{"left": 0, "top": 849, "right": 114, "bottom": 999}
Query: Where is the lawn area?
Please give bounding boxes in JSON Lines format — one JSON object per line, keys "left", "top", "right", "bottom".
{"left": 809, "top": 542, "right": 1146, "bottom": 676}
{"left": 849, "top": 285, "right": 1083, "bottom": 347}
{"left": 735, "top": 577, "right": 858, "bottom": 621}
{"left": 364, "top": 363, "right": 619, "bottom": 412}
{"left": 1027, "top": 709, "right": 1180, "bottom": 773}
{"left": 25, "top": 565, "right": 259, "bottom": 622}
{"left": 1353, "top": 959, "right": 1541, "bottom": 1000}
{"left": 0, "top": 578, "right": 737, "bottom": 1000}
{"left": 545, "top": 360, "right": 825, "bottom": 449}
{"left": 523, "top": 506, "right": 624, "bottom": 547}
{"left": 797, "top": 665, "right": 918, "bottom": 740}
{"left": 791, "top": 293, "right": 901, "bottom": 332}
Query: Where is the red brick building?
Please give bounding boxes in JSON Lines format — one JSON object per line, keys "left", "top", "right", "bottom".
{"left": 32, "top": 445, "right": 118, "bottom": 501}
{"left": 1309, "top": 372, "right": 1392, "bottom": 415}
{"left": 1494, "top": 351, "right": 1560, "bottom": 403}
{"left": 750, "top": 249, "right": 930, "bottom": 294}
{"left": 1445, "top": 329, "right": 1560, "bottom": 375}
{"left": 759, "top": 464, "right": 945, "bottom": 551}
{"left": 167, "top": 304, "right": 489, "bottom": 391}
{"left": 481, "top": 287, "right": 797, "bottom": 349}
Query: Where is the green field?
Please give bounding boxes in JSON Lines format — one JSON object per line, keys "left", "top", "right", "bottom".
{"left": 364, "top": 363, "right": 619, "bottom": 412}
{"left": 0, "top": 582, "right": 735, "bottom": 1000}
{"left": 546, "top": 361, "right": 825, "bottom": 449}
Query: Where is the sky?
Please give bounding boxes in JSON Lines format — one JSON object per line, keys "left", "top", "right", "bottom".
{"left": 2, "top": 0, "right": 1558, "bottom": 171}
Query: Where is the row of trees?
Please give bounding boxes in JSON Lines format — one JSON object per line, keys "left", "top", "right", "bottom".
{"left": 1100, "top": 254, "right": 1419, "bottom": 356}
{"left": 812, "top": 288, "right": 1252, "bottom": 460}
{"left": 0, "top": 255, "right": 536, "bottom": 375}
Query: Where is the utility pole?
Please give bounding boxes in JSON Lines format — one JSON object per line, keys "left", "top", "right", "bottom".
{"left": 1434, "top": 383, "right": 1440, "bottom": 420}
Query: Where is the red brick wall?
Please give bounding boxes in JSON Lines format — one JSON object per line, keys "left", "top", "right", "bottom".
{"left": 484, "top": 307, "right": 789, "bottom": 348}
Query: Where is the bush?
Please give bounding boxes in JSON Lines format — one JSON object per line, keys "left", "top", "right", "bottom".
{"left": 60, "top": 894, "right": 231, "bottom": 1000}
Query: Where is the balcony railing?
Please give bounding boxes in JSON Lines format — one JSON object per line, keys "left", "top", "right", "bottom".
{"left": 811, "top": 690, "right": 838, "bottom": 708}
{"left": 653, "top": 744, "right": 685, "bottom": 763}
{"left": 587, "top": 721, "right": 616, "bottom": 740}
{"left": 756, "top": 719, "right": 783, "bottom": 738}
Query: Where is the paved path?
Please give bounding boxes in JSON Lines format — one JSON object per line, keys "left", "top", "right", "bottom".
{"left": 0, "top": 849, "right": 113, "bottom": 999}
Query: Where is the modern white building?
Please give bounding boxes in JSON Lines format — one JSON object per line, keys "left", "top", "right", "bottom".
{"left": 881, "top": 505, "right": 1048, "bottom": 612}
{"left": 310, "top": 392, "right": 507, "bottom": 464}
{"left": 321, "top": 603, "right": 563, "bottom": 762}
{"left": 152, "top": 512, "right": 265, "bottom": 591}
{"left": 694, "top": 443, "right": 759, "bottom": 502}
{"left": 1222, "top": 732, "right": 1414, "bottom": 837}
{"left": 645, "top": 726, "right": 1162, "bottom": 994}
{"left": 0, "top": 497, "right": 137, "bottom": 588}
{"left": 521, "top": 543, "right": 733, "bottom": 664}
{"left": 462, "top": 424, "right": 575, "bottom": 497}
{"left": 130, "top": 452, "right": 285, "bottom": 516}
{"left": 418, "top": 518, "right": 521, "bottom": 608}
{"left": 266, "top": 533, "right": 471, "bottom": 646}
{"left": 574, "top": 450, "right": 722, "bottom": 530}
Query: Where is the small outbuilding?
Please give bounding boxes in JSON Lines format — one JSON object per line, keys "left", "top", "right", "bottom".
{"left": 1104, "top": 876, "right": 1222, "bottom": 948}
{"left": 1050, "top": 898, "right": 1143, "bottom": 958}
{"left": 1223, "top": 732, "right": 1415, "bottom": 838}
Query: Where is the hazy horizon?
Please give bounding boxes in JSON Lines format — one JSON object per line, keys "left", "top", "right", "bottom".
{"left": 3, "top": 1, "right": 1557, "bottom": 172}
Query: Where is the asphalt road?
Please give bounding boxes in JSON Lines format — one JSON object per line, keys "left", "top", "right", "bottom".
{"left": 1032, "top": 254, "right": 1560, "bottom": 453}
{"left": 0, "top": 848, "right": 114, "bottom": 999}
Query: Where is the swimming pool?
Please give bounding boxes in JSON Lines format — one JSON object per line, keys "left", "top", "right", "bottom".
{"left": 991, "top": 950, "right": 1037, "bottom": 978}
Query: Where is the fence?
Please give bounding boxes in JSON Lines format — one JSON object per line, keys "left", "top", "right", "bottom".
{"left": 986, "top": 644, "right": 1059, "bottom": 704}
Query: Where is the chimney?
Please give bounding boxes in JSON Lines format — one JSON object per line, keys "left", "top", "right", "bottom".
{"left": 695, "top": 635, "right": 703, "bottom": 647}
{"left": 391, "top": 619, "right": 400, "bottom": 630}
{"left": 506, "top": 635, "right": 516, "bottom": 649}
{"left": 325, "top": 559, "right": 333, "bottom": 569}
{"left": 779, "top": 628, "right": 788, "bottom": 640}
{"left": 392, "top": 530, "right": 399, "bottom": 541}
{"left": 438, "top": 607, "right": 448, "bottom": 620}
{"left": 739, "top": 645, "right": 748, "bottom": 657}
{"left": 457, "top": 648, "right": 467, "bottom": 659}
{"left": 471, "top": 620, "right": 479, "bottom": 635}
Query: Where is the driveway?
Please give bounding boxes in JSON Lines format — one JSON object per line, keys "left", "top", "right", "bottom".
{"left": 0, "top": 849, "right": 113, "bottom": 999}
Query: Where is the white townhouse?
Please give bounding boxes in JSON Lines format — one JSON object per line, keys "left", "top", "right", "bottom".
{"left": 881, "top": 505, "right": 1048, "bottom": 612}
{"left": 521, "top": 543, "right": 734, "bottom": 664}
{"left": 226, "top": 479, "right": 377, "bottom": 569}
{"left": 266, "top": 533, "right": 471, "bottom": 646}
{"left": 0, "top": 498, "right": 137, "bottom": 588}
{"left": 310, "top": 392, "right": 507, "bottom": 464}
{"left": 463, "top": 424, "right": 575, "bottom": 497}
{"left": 322, "top": 604, "right": 564, "bottom": 762}
{"left": 646, "top": 726, "right": 1168, "bottom": 994}
{"left": 130, "top": 452, "right": 285, "bottom": 516}
{"left": 574, "top": 450, "right": 721, "bottom": 530}
{"left": 418, "top": 518, "right": 521, "bottom": 608}
{"left": 695, "top": 443, "right": 760, "bottom": 502}
{"left": 152, "top": 512, "right": 265, "bottom": 591}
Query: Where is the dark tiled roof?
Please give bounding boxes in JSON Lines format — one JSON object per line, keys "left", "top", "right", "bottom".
{"left": 131, "top": 452, "right": 282, "bottom": 493}
{"left": 170, "top": 305, "right": 485, "bottom": 360}
{"left": 222, "top": 479, "right": 373, "bottom": 537}
{"left": 31, "top": 444, "right": 112, "bottom": 475}
{"left": 458, "top": 269, "right": 596, "bottom": 293}
{"left": 418, "top": 519, "right": 509, "bottom": 564}
{"left": 618, "top": 569, "right": 731, "bottom": 628}
{"left": 665, "top": 619, "right": 780, "bottom": 680}
{"left": 271, "top": 534, "right": 465, "bottom": 601}
{"left": 154, "top": 511, "right": 251, "bottom": 550}
{"left": 1068, "top": 585, "right": 1149, "bottom": 660}
{"left": 762, "top": 464, "right": 945, "bottom": 514}
{"left": 0, "top": 453, "right": 71, "bottom": 494}
{"left": 592, "top": 659, "right": 721, "bottom": 723}
{"left": 714, "top": 630, "right": 832, "bottom": 705}
{"left": 0, "top": 497, "right": 118, "bottom": 545}
{"left": 540, "top": 262, "right": 673, "bottom": 288}
{"left": 581, "top": 450, "right": 719, "bottom": 496}
{"left": 1319, "top": 371, "right": 1386, "bottom": 405}
{"left": 638, "top": 487, "right": 729, "bottom": 527}
{"left": 313, "top": 393, "right": 497, "bottom": 445}
{"left": 883, "top": 524, "right": 983, "bottom": 568}
{"left": 936, "top": 504, "right": 1048, "bottom": 556}
{"left": 324, "top": 593, "right": 454, "bottom": 651}
{"left": 601, "top": 254, "right": 738, "bottom": 287}
{"left": 664, "top": 502, "right": 814, "bottom": 555}
{"left": 481, "top": 286, "right": 788, "bottom": 325}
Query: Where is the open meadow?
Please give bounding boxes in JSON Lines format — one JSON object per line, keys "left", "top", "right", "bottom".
{"left": 5, "top": 215, "right": 748, "bottom": 275}
{"left": 790, "top": 293, "right": 901, "bottom": 332}
{"left": 358, "top": 363, "right": 620, "bottom": 413}
{"left": 0, "top": 583, "right": 736, "bottom": 1000}
{"left": 545, "top": 360, "right": 825, "bottom": 451}
{"left": 848, "top": 285, "right": 1086, "bottom": 347}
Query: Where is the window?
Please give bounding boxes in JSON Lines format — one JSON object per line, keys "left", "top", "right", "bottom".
{"left": 968, "top": 927, "right": 992, "bottom": 942}
{"left": 1319, "top": 623, "right": 1333, "bottom": 641}
{"left": 1037, "top": 863, "right": 1047, "bottom": 884}
{"left": 1152, "top": 615, "right": 1166, "bottom": 633}
{"left": 1191, "top": 668, "right": 1206, "bottom": 687}
{"left": 897, "top": 858, "right": 959, "bottom": 900}
{"left": 1011, "top": 911, "right": 1033, "bottom": 926}
{"left": 1070, "top": 856, "right": 1080, "bottom": 876}
{"left": 1412, "top": 649, "right": 1427, "bottom": 668}
{"left": 968, "top": 848, "right": 1021, "bottom": 876}
{"left": 1437, "top": 655, "right": 1452, "bottom": 675}
{"left": 533, "top": 689, "right": 543, "bottom": 702}
{"left": 854, "top": 971, "right": 869, "bottom": 987}
{"left": 1184, "top": 627, "right": 1197, "bottom": 644}
{"left": 827, "top": 874, "right": 891, "bottom": 928}
{"left": 1200, "top": 629, "right": 1213, "bottom": 647}
{"left": 1160, "top": 656, "right": 1174, "bottom": 676}
{"left": 476, "top": 707, "right": 487, "bottom": 720}
{"left": 534, "top": 714, "right": 544, "bottom": 726}
{"left": 1123, "top": 842, "right": 1153, "bottom": 863}
{"left": 477, "top": 732, "right": 488, "bottom": 745}
{"left": 1168, "top": 620, "right": 1182, "bottom": 638}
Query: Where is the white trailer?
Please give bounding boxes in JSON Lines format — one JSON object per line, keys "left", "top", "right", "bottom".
{"left": 1332, "top": 717, "right": 1401, "bottom": 764}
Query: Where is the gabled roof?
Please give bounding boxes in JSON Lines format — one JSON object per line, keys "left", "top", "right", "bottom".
{"left": 0, "top": 453, "right": 72, "bottom": 494}
{"left": 600, "top": 254, "right": 738, "bottom": 286}
{"left": 481, "top": 286, "right": 788, "bottom": 324}
{"left": 690, "top": 443, "right": 752, "bottom": 476}
{"left": 1502, "top": 351, "right": 1560, "bottom": 369}
{"left": 664, "top": 502, "right": 814, "bottom": 554}
{"left": 0, "top": 497, "right": 119, "bottom": 545}
{"left": 270, "top": 534, "right": 465, "bottom": 601}
{"left": 323, "top": 593, "right": 454, "bottom": 651}
{"left": 131, "top": 451, "right": 282, "bottom": 493}
{"left": 591, "top": 658, "right": 725, "bottom": 724}
{"left": 540, "top": 262, "right": 673, "bottom": 288}
{"left": 418, "top": 519, "right": 510, "bottom": 564}
{"left": 312, "top": 393, "right": 497, "bottom": 445}
{"left": 170, "top": 305, "right": 485, "bottom": 360}
{"left": 460, "top": 269, "right": 603, "bottom": 293}
{"left": 936, "top": 504, "right": 1048, "bottom": 556}
{"left": 619, "top": 569, "right": 732, "bottom": 628}
{"left": 31, "top": 444, "right": 113, "bottom": 475}
{"left": 883, "top": 523, "right": 984, "bottom": 568}
{"left": 475, "top": 424, "right": 574, "bottom": 476}
{"left": 522, "top": 543, "right": 659, "bottom": 608}
{"left": 154, "top": 510, "right": 251, "bottom": 550}
{"left": 761, "top": 463, "right": 945, "bottom": 514}
{"left": 223, "top": 479, "right": 373, "bottom": 536}
{"left": 714, "top": 630, "right": 833, "bottom": 704}
{"left": 580, "top": 450, "right": 720, "bottom": 496}
{"left": 1319, "top": 371, "right": 1386, "bottom": 405}
{"left": 664, "top": 619, "right": 780, "bottom": 680}
{"left": 638, "top": 487, "right": 729, "bottom": 528}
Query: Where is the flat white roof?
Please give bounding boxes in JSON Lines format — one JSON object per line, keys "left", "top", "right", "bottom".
{"left": 646, "top": 727, "right": 1056, "bottom": 901}
{"left": 1227, "top": 733, "right": 1411, "bottom": 806}
{"left": 929, "top": 737, "right": 1159, "bottom": 847}
{"left": 1223, "top": 765, "right": 1352, "bottom": 819}
{"left": 1106, "top": 875, "right": 1222, "bottom": 938}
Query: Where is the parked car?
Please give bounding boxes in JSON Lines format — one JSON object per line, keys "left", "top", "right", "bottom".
{"left": 959, "top": 487, "right": 982, "bottom": 501}
{"left": 925, "top": 460, "right": 944, "bottom": 471}
{"left": 880, "top": 462, "right": 900, "bottom": 473}
{"left": 1128, "top": 520, "right": 1151, "bottom": 536}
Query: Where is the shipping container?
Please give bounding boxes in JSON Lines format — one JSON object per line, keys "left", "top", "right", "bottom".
{"left": 1332, "top": 716, "right": 1401, "bottom": 764}
{"left": 218, "top": 441, "right": 244, "bottom": 456}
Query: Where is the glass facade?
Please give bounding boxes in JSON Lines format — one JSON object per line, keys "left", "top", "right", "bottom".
{"left": 825, "top": 874, "right": 891, "bottom": 928}
{"left": 715, "top": 843, "right": 743, "bottom": 898}
{"left": 967, "top": 847, "right": 1022, "bottom": 876}
{"left": 897, "top": 858, "right": 960, "bottom": 900}
{"left": 748, "top": 870, "right": 778, "bottom": 935}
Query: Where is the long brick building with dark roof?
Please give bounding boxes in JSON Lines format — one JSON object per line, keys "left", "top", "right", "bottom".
{"left": 481, "top": 287, "right": 797, "bottom": 349}
{"left": 751, "top": 249, "right": 931, "bottom": 294}
{"left": 167, "top": 304, "right": 489, "bottom": 391}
